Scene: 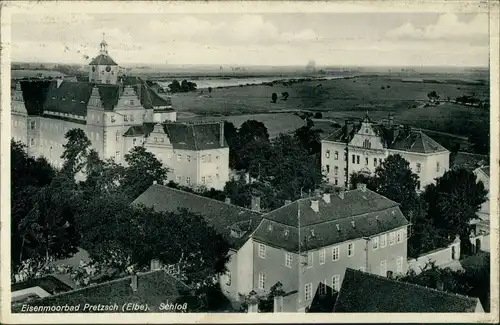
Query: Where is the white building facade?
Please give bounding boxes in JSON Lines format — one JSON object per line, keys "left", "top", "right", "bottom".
{"left": 321, "top": 116, "right": 450, "bottom": 191}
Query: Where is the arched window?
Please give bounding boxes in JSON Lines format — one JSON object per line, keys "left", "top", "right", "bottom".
{"left": 363, "top": 139, "right": 371, "bottom": 149}
{"left": 115, "top": 130, "right": 120, "bottom": 142}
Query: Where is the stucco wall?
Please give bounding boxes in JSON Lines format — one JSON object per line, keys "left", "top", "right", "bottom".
{"left": 407, "top": 242, "right": 460, "bottom": 274}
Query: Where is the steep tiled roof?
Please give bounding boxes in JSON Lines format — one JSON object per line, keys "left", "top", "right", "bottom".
{"left": 134, "top": 83, "right": 173, "bottom": 110}
{"left": 333, "top": 268, "right": 480, "bottom": 313}
{"left": 122, "top": 122, "right": 226, "bottom": 151}
{"left": 323, "top": 121, "right": 448, "bottom": 154}
{"left": 252, "top": 189, "right": 407, "bottom": 252}
{"left": 12, "top": 270, "right": 197, "bottom": 313}
{"left": 133, "top": 185, "right": 263, "bottom": 249}
{"left": 44, "top": 82, "right": 120, "bottom": 115}
{"left": 89, "top": 54, "right": 118, "bottom": 66}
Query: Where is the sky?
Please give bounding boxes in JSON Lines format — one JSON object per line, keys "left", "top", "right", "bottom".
{"left": 10, "top": 12, "right": 489, "bottom": 67}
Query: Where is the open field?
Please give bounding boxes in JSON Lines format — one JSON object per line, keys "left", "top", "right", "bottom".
{"left": 172, "top": 75, "right": 489, "bottom": 148}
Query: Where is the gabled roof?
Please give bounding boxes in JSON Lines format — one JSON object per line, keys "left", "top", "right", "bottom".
{"left": 133, "top": 83, "right": 173, "bottom": 110}
{"left": 333, "top": 268, "right": 481, "bottom": 313}
{"left": 11, "top": 270, "right": 197, "bottom": 313}
{"left": 122, "top": 122, "right": 226, "bottom": 151}
{"left": 132, "top": 185, "right": 263, "bottom": 249}
{"left": 252, "top": 189, "right": 407, "bottom": 252}
{"left": 323, "top": 121, "right": 448, "bottom": 154}
{"left": 475, "top": 166, "right": 490, "bottom": 178}
{"left": 89, "top": 54, "right": 118, "bottom": 66}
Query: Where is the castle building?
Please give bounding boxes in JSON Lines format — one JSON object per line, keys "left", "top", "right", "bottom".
{"left": 134, "top": 183, "right": 410, "bottom": 312}
{"left": 321, "top": 115, "right": 450, "bottom": 191}
{"left": 11, "top": 39, "right": 229, "bottom": 190}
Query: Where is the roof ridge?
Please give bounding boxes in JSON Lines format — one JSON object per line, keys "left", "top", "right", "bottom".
{"left": 145, "top": 184, "right": 262, "bottom": 214}
{"left": 345, "top": 268, "right": 479, "bottom": 303}
{"left": 304, "top": 206, "right": 405, "bottom": 228}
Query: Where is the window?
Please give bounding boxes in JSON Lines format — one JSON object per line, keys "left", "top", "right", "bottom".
{"left": 356, "top": 155, "right": 360, "bottom": 164}
{"left": 305, "top": 283, "right": 313, "bottom": 300}
{"left": 111, "top": 115, "right": 116, "bottom": 123}
{"left": 201, "top": 176, "right": 206, "bottom": 184}
{"left": 380, "top": 260, "right": 387, "bottom": 276}
{"left": 226, "top": 271, "right": 231, "bottom": 286}
{"left": 373, "top": 236, "right": 379, "bottom": 250}
{"left": 396, "top": 230, "right": 403, "bottom": 243}
{"left": 319, "top": 249, "right": 326, "bottom": 265}
{"left": 258, "top": 244, "right": 266, "bottom": 258}
{"left": 29, "top": 120, "right": 35, "bottom": 130}
{"left": 116, "top": 130, "right": 120, "bottom": 141}
{"left": 389, "top": 232, "right": 396, "bottom": 245}
{"left": 379, "top": 158, "right": 383, "bottom": 165}
{"left": 374, "top": 158, "right": 377, "bottom": 167}
{"left": 208, "top": 154, "right": 212, "bottom": 162}
{"left": 326, "top": 165, "right": 330, "bottom": 173}
{"left": 417, "top": 181, "right": 421, "bottom": 189}
{"left": 201, "top": 155, "right": 206, "bottom": 162}
{"left": 130, "top": 100, "right": 135, "bottom": 106}
{"left": 154, "top": 137, "right": 158, "bottom": 143}
{"left": 177, "top": 154, "right": 182, "bottom": 161}
{"left": 332, "top": 246, "right": 339, "bottom": 261}
{"left": 115, "top": 151, "right": 120, "bottom": 160}
{"left": 325, "top": 150, "right": 330, "bottom": 158}
{"left": 344, "top": 152, "right": 347, "bottom": 161}
{"left": 176, "top": 176, "right": 181, "bottom": 182}
{"left": 334, "top": 166, "right": 339, "bottom": 175}
{"left": 363, "top": 139, "right": 371, "bottom": 149}
{"left": 334, "top": 178, "right": 338, "bottom": 185}
{"left": 380, "top": 234, "right": 387, "bottom": 248}
{"left": 106, "top": 80, "right": 110, "bottom": 84}
{"left": 124, "top": 115, "right": 129, "bottom": 122}
{"left": 396, "top": 256, "right": 404, "bottom": 273}
{"left": 216, "top": 155, "right": 220, "bottom": 160}
{"left": 332, "top": 275, "right": 340, "bottom": 292}
{"left": 352, "top": 154, "right": 356, "bottom": 164}
{"left": 436, "top": 162, "right": 440, "bottom": 172}
{"left": 187, "top": 155, "right": 191, "bottom": 162}
{"left": 133, "top": 138, "right": 137, "bottom": 145}
{"left": 319, "top": 280, "right": 327, "bottom": 295}
{"left": 186, "top": 177, "right": 190, "bottom": 185}
{"left": 365, "top": 157, "right": 369, "bottom": 166}
{"left": 130, "top": 115, "right": 134, "bottom": 122}
{"left": 347, "top": 243, "right": 354, "bottom": 257}
{"left": 258, "top": 273, "right": 266, "bottom": 290}
{"left": 334, "top": 151, "right": 339, "bottom": 160}
{"left": 307, "top": 252, "right": 314, "bottom": 267}
{"left": 416, "top": 163, "right": 421, "bottom": 173}
{"left": 285, "top": 252, "right": 293, "bottom": 268}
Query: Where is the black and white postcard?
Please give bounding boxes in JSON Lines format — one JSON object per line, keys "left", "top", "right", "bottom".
{"left": 1, "top": 0, "right": 498, "bottom": 323}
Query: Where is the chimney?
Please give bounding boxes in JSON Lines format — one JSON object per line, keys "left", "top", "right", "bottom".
{"left": 251, "top": 196, "right": 261, "bottom": 213}
{"left": 351, "top": 221, "right": 356, "bottom": 228}
{"left": 130, "top": 274, "right": 138, "bottom": 292}
{"left": 219, "top": 121, "right": 225, "bottom": 147}
{"left": 225, "top": 197, "right": 231, "bottom": 204}
{"left": 273, "top": 282, "right": 284, "bottom": 313}
{"left": 338, "top": 189, "right": 345, "bottom": 200}
{"left": 322, "top": 193, "right": 331, "bottom": 204}
{"left": 150, "top": 259, "right": 162, "bottom": 271}
{"left": 153, "top": 180, "right": 158, "bottom": 185}
{"left": 310, "top": 199, "right": 319, "bottom": 213}
{"left": 247, "top": 290, "right": 259, "bottom": 313}
{"left": 336, "top": 224, "right": 340, "bottom": 231}
{"left": 357, "top": 183, "right": 367, "bottom": 192}
{"left": 284, "top": 199, "right": 292, "bottom": 205}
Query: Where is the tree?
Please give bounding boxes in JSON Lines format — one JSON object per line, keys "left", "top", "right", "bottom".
{"left": 237, "top": 138, "right": 274, "bottom": 178}
{"left": 168, "top": 80, "right": 181, "bottom": 93}
{"left": 294, "top": 125, "right": 323, "bottom": 155}
{"left": 372, "top": 154, "right": 420, "bottom": 216}
{"left": 238, "top": 120, "right": 270, "bottom": 148}
{"left": 314, "top": 112, "right": 323, "bottom": 119}
{"left": 349, "top": 171, "right": 377, "bottom": 190}
{"left": 422, "top": 168, "right": 487, "bottom": 254}
{"left": 427, "top": 91, "right": 440, "bottom": 102}
{"left": 208, "top": 87, "right": 213, "bottom": 93}
{"left": 61, "top": 128, "right": 92, "bottom": 177}
{"left": 120, "top": 146, "right": 170, "bottom": 200}
{"left": 271, "top": 92, "right": 278, "bottom": 103}
{"left": 224, "top": 121, "right": 240, "bottom": 169}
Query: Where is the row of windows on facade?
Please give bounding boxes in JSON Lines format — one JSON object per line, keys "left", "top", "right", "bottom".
{"left": 90, "top": 79, "right": 113, "bottom": 84}
{"left": 174, "top": 174, "right": 221, "bottom": 185}
{"left": 257, "top": 229, "right": 407, "bottom": 266}
{"left": 307, "top": 256, "right": 405, "bottom": 299}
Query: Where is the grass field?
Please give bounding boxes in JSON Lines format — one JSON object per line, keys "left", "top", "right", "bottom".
{"left": 171, "top": 75, "right": 489, "bottom": 148}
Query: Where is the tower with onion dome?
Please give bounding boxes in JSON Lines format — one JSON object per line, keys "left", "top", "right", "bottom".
{"left": 88, "top": 34, "right": 119, "bottom": 84}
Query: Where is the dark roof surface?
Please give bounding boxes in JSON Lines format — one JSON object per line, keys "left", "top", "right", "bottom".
{"left": 323, "top": 121, "right": 448, "bottom": 154}
{"left": 252, "top": 189, "right": 408, "bottom": 252}
{"left": 89, "top": 54, "right": 118, "bottom": 66}
{"left": 123, "top": 122, "right": 227, "bottom": 150}
{"left": 480, "top": 166, "right": 490, "bottom": 177}
{"left": 133, "top": 82, "right": 173, "bottom": 110}
{"left": 12, "top": 270, "right": 197, "bottom": 313}
{"left": 11, "top": 276, "right": 73, "bottom": 295}
{"left": 133, "top": 185, "right": 263, "bottom": 249}
{"left": 333, "top": 268, "right": 480, "bottom": 313}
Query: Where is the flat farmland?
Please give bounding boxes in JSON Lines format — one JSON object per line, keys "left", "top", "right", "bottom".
{"left": 170, "top": 75, "right": 489, "bottom": 143}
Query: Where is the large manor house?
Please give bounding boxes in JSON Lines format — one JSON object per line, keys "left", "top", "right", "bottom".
{"left": 11, "top": 39, "right": 230, "bottom": 190}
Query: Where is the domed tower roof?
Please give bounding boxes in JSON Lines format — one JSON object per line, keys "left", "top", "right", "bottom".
{"left": 89, "top": 34, "right": 117, "bottom": 66}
